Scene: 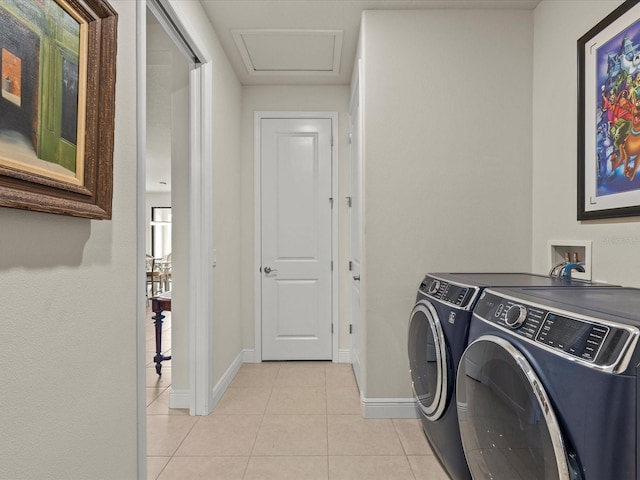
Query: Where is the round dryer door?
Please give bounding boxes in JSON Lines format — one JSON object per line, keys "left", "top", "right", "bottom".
{"left": 456, "top": 335, "right": 578, "bottom": 480}
{"left": 408, "top": 300, "right": 450, "bottom": 421}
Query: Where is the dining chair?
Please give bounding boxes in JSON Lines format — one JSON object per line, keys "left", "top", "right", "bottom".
{"left": 146, "top": 254, "right": 164, "bottom": 297}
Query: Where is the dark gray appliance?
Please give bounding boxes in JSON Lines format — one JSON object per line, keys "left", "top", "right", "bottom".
{"left": 407, "top": 273, "right": 612, "bottom": 480}
{"left": 458, "top": 286, "right": 640, "bottom": 479}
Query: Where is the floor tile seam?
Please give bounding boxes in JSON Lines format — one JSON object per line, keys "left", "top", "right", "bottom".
{"left": 247, "top": 387, "right": 271, "bottom": 457}
{"left": 151, "top": 455, "right": 171, "bottom": 480}
{"left": 146, "top": 391, "right": 169, "bottom": 408}
{"left": 146, "top": 384, "right": 171, "bottom": 394}
{"left": 405, "top": 453, "right": 419, "bottom": 480}
{"left": 206, "top": 413, "right": 265, "bottom": 418}
{"left": 171, "top": 453, "right": 256, "bottom": 457}
{"left": 240, "top": 455, "right": 252, "bottom": 480}
{"left": 325, "top": 388, "right": 329, "bottom": 472}
{"left": 167, "top": 414, "right": 202, "bottom": 459}
{"left": 391, "top": 418, "right": 411, "bottom": 457}
{"left": 324, "top": 453, "right": 410, "bottom": 457}
{"left": 269, "top": 385, "right": 327, "bottom": 393}
{"left": 262, "top": 413, "right": 328, "bottom": 416}
{"left": 248, "top": 454, "right": 331, "bottom": 458}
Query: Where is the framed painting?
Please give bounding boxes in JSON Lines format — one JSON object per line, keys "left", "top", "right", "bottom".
{"left": 0, "top": 0, "right": 117, "bottom": 219}
{"left": 578, "top": 0, "right": 640, "bottom": 220}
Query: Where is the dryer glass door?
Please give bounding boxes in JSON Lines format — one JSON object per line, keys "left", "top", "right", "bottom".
{"left": 408, "top": 301, "right": 449, "bottom": 421}
{"left": 456, "top": 335, "right": 574, "bottom": 480}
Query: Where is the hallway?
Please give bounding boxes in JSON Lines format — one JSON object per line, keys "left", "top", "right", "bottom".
{"left": 145, "top": 312, "right": 451, "bottom": 479}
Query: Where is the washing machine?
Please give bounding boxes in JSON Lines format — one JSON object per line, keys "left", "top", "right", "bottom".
{"left": 457, "top": 286, "right": 640, "bottom": 479}
{"left": 407, "top": 273, "right": 608, "bottom": 480}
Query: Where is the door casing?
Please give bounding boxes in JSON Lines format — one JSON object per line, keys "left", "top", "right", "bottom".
{"left": 253, "top": 111, "right": 339, "bottom": 363}
{"left": 348, "top": 76, "right": 363, "bottom": 389}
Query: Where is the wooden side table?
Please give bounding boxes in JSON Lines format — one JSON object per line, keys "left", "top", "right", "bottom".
{"left": 150, "top": 292, "right": 172, "bottom": 375}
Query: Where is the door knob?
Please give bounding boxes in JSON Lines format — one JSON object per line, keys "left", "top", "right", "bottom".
{"left": 264, "top": 266, "right": 278, "bottom": 274}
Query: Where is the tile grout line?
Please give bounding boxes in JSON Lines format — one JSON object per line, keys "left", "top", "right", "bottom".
{"left": 242, "top": 364, "right": 279, "bottom": 479}
{"left": 392, "top": 419, "right": 418, "bottom": 480}
{"left": 325, "top": 365, "right": 330, "bottom": 479}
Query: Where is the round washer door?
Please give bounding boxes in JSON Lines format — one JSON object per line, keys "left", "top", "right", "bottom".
{"left": 408, "top": 300, "right": 450, "bottom": 421}
{"left": 456, "top": 335, "right": 577, "bottom": 480}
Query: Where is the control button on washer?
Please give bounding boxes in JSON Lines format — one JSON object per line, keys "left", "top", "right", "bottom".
{"left": 505, "top": 304, "right": 527, "bottom": 329}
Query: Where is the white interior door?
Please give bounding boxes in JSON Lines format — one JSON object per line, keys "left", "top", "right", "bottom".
{"left": 348, "top": 90, "right": 362, "bottom": 387}
{"left": 261, "top": 117, "right": 333, "bottom": 360}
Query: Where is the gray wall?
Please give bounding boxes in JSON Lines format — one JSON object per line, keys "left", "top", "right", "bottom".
{"left": 531, "top": 0, "right": 640, "bottom": 287}
{"left": 0, "top": 1, "right": 139, "bottom": 477}
{"left": 0, "top": 0, "right": 245, "bottom": 475}
{"left": 359, "top": 9, "right": 534, "bottom": 399}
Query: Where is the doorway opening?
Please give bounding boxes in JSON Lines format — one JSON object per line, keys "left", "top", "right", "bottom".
{"left": 137, "top": 1, "right": 214, "bottom": 478}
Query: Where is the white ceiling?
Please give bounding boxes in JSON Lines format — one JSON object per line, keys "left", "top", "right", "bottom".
{"left": 200, "top": 0, "right": 541, "bottom": 86}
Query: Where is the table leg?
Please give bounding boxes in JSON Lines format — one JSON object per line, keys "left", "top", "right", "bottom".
{"left": 152, "top": 307, "right": 172, "bottom": 375}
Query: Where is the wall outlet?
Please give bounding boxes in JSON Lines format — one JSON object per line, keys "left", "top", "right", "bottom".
{"left": 548, "top": 240, "right": 592, "bottom": 280}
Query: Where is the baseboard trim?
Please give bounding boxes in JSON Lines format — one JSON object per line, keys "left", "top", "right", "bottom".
{"left": 169, "top": 351, "right": 245, "bottom": 412}
{"left": 242, "top": 348, "right": 256, "bottom": 363}
{"left": 338, "top": 349, "right": 351, "bottom": 363}
{"left": 361, "top": 396, "right": 419, "bottom": 419}
{"left": 169, "top": 389, "right": 190, "bottom": 409}
{"left": 211, "top": 351, "right": 244, "bottom": 410}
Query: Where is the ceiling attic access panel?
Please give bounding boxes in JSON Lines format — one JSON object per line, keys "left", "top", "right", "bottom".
{"left": 232, "top": 29, "right": 342, "bottom": 76}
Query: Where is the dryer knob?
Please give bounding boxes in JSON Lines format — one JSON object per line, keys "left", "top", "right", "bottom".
{"left": 505, "top": 304, "right": 527, "bottom": 329}
{"left": 427, "top": 280, "right": 440, "bottom": 295}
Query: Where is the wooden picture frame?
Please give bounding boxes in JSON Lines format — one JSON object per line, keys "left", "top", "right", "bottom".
{"left": 578, "top": 0, "right": 640, "bottom": 220}
{"left": 0, "top": 0, "right": 117, "bottom": 219}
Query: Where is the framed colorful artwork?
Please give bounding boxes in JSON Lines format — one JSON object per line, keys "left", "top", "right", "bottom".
{"left": 0, "top": 0, "right": 117, "bottom": 219}
{"left": 578, "top": 0, "right": 640, "bottom": 220}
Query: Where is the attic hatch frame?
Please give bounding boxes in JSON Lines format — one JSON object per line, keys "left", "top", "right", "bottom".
{"left": 136, "top": 1, "right": 215, "bottom": 478}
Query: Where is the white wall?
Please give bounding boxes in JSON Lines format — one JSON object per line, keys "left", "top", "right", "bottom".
{"left": 360, "top": 9, "right": 534, "bottom": 399}
{"left": 532, "top": 0, "right": 640, "bottom": 286}
{"left": 211, "top": 50, "right": 243, "bottom": 386}
{"left": 145, "top": 192, "right": 172, "bottom": 255}
{"left": 240, "top": 85, "right": 351, "bottom": 357}
{"left": 167, "top": 0, "right": 244, "bottom": 390}
{"left": 169, "top": 80, "right": 190, "bottom": 394}
{"left": 0, "top": 1, "right": 138, "bottom": 478}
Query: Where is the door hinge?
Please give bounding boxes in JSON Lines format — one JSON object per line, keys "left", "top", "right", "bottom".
{"left": 345, "top": 196, "right": 352, "bottom": 207}
{"left": 331, "top": 323, "right": 334, "bottom": 334}
{"left": 349, "top": 324, "right": 353, "bottom": 334}
{"left": 329, "top": 197, "right": 333, "bottom": 207}
{"left": 348, "top": 261, "right": 353, "bottom": 271}
{"left": 331, "top": 261, "right": 333, "bottom": 271}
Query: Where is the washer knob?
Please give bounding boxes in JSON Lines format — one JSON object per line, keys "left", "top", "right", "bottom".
{"left": 505, "top": 304, "right": 527, "bottom": 329}
{"left": 427, "top": 280, "right": 441, "bottom": 295}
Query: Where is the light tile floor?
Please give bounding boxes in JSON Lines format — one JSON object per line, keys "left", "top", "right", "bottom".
{"left": 145, "top": 310, "right": 451, "bottom": 480}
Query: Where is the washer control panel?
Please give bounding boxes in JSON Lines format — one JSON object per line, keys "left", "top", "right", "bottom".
{"left": 474, "top": 291, "right": 631, "bottom": 368}
{"left": 419, "top": 277, "right": 476, "bottom": 309}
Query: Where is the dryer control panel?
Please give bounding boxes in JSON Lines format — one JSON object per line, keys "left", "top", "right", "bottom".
{"left": 473, "top": 291, "right": 633, "bottom": 370}
{"left": 420, "top": 277, "right": 478, "bottom": 310}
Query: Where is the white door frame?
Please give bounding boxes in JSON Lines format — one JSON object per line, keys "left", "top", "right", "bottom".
{"left": 348, "top": 66, "right": 363, "bottom": 390}
{"left": 136, "top": 2, "right": 214, "bottom": 476}
{"left": 254, "top": 111, "right": 339, "bottom": 363}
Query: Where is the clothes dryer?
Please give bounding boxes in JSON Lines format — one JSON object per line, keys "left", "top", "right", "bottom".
{"left": 457, "top": 286, "right": 640, "bottom": 479}
{"left": 407, "top": 273, "right": 611, "bottom": 480}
